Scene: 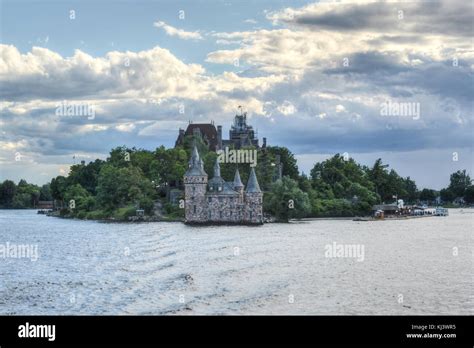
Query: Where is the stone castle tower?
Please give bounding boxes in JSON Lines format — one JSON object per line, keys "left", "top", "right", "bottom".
{"left": 184, "top": 145, "right": 263, "bottom": 225}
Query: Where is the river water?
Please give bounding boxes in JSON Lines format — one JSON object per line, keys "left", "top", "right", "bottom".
{"left": 0, "top": 209, "right": 472, "bottom": 315}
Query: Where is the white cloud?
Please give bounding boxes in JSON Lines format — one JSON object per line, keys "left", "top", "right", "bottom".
{"left": 335, "top": 104, "right": 346, "bottom": 113}
{"left": 153, "top": 21, "right": 203, "bottom": 40}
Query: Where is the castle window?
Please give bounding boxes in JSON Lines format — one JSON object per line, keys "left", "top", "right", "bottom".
{"left": 219, "top": 211, "right": 223, "bottom": 219}
{"left": 218, "top": 186, "right": 222, "bottom": 191}
{"left": 193, "top": 205, "right": 196, "bottom": 214}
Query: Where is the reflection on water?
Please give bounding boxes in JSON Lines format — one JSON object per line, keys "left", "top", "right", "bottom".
{"left": 0, "top": 209, "right": 472, "bottom": 315}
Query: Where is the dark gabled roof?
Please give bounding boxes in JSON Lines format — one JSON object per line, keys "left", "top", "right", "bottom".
{"left": 185, "top": 123, "right": 218, "bottom": 150}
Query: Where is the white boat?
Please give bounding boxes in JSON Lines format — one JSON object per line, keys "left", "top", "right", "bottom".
{"left": 435, "top": 207, "right": 449, "bottom": 216}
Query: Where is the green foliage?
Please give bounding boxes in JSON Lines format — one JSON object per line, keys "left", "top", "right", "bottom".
{"left": 5, "top": 136, "right": 471, "bottom": 220}
{"left": 163, "top": 202, "right": 185, "bottom": 219}
{"left": 0, "top": 179, "right": 42, "bottom": 208}
{"left": 265, "top": 146, "right": 299, "bottom": 180}
{"left": 50, "top": 176, "right": 67, "bottom": 201}
{"left": 264, "top": 177, "right": 310, "bottom": 222}
{"left": 96, "top": 164, "right": 155, "bottom": 210}
{"left": 464, "top": 185, "right": 474, "bottom": 204}
{"left": 419, "top": 188, "right": 438, "bottom": 203}
{"left": 113, "top": 206, "right": 137, "bottom": 220}
{"left": 0, "top": 180, "right": 17, "bottom": 207}
{"left": 139, "top": 197, "right": 155, "bottom": 214}
{"left": 85, "top": 209, "right": 108, "bottom": 220}
{"left": 68, "top": 159, "right": 104, "bottom": 194}
{"left": 64, "top": 183, "right": 93, "bottom": 214}
{"left": 39, "top": 184, "right": 53, "bottom": 201}
{"left": 438, "top": 170, "right": 472, "bottom": 204}
{"left": 448, "top": 170, "right": 471, "bottom": 198}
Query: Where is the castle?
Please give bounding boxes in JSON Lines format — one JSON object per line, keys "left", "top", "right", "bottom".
{"left": 184, "top": 145, "right": 263, "bottom": 225}
{"left": 175, "top": 110, "right": 266, "bottom": 151}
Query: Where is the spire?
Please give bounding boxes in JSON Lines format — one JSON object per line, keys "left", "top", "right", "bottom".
{"left": 189, "top": 144, "right": 200, "bottom": 166}
{"left": 213, "top": 158, "right": 221, "bottom": 178}
{"left": 246, "top": 167, "right": 261, "bottom": 193}
{"left": 233, "top": 169, "right": 244, "bottom": 188}
{"left": 185, "top": 145, "right": 207, "bottom": 176}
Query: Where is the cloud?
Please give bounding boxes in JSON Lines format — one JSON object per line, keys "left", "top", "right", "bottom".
{"left": 0, "top": 45, "right": 206, "bottom": 101}
{"left": 267, "top": 0, "right": 473, "bottom": 37}
{"left": 1, "top": 0, "right": 472, "bottom": 188}
{"left": 153, "top": 21, "right": 203, "bottom": 40}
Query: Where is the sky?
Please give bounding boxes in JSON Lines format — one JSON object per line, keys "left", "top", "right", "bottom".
{"left": 0, "top": 0, "right": 473, "bottom": 189}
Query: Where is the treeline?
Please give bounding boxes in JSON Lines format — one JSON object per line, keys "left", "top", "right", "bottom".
{"left": 265, "top": 155, "right": 474, "bottom": 221}
{"left": 42, "top": 135, "right": 299, "bottom": 220}
{"left": 0, "top": 179, "right": 52, "bottom": 208}
{"left": 1, "top": 138, "right": 472, "bottom": 222}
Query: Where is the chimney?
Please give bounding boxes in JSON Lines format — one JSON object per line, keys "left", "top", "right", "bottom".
{"left": 217, "top": 125, "right": 222, "bottom": 150}
{"left": 262, "top": 137, "right": 267, "bottom": 148}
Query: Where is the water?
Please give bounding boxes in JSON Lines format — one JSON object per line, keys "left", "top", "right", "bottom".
{"left": 0, "top": 209, "right": 472, "bottom": 315}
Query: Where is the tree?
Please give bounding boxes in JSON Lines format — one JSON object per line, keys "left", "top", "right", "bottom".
{"left": 0, "top": 180, "right": 17, "bottom": 207}
{"left": 419, "top": 188, "right": 437, "bottom": 203}
{"left": 68, "top": 159, "right": 104, "bottom": 194}
{"left": 64, "top": 184, "right": 93, "bottom": 212}
{"left": 440, "top": 188, "right": 455, "bottom": 203}
{"left": 50, "top": 176, "right": 68, "bottom": 202}
{"left": 96, "top": 164, "right": 155, "bottom": 212}
{"left": 265, "top": 146, "right": 299, "bottom": 180}
{"left": 403, "top": 177, "right": 419, "bottom": 203}
{"left": 264, "top": 177, "right": 310, "bottom": 222}
{"left": 367, "top": 158, "right": 389, "bottom": 202}
{"left": 463, "top": 185, "right": 474, "bottom": 204}
{"left": 15, "top": 179, "right": 40, "bottom": 207}
{"left": 448, "top": 170, "right": 471, "bottom": 198}
{"left": 39, "top": 184, "right": 53, "bottom": 201}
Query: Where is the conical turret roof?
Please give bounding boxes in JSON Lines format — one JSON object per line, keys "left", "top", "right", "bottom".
{"left": 213, "top": 158, "right": 221, "bottom": 178}
{"left": 233, "top": 169, "right": 244, "bottom": 188}
{"left": 185, "top": 145, "right": 207, "bottom": 176}
{"left": 246, "top": 167, "right": 261, "bottom": 193}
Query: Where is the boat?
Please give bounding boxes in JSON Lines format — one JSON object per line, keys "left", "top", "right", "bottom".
{"left": 435, "top": 207, "right": 449, "bottom": 216}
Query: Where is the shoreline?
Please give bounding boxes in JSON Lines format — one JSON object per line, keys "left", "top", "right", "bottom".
{"left": 44, "top": 211, "right": 442, "bottom": 224}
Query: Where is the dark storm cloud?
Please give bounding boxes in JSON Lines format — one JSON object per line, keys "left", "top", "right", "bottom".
{"left": 288, "top": 0, "right": 473, "bottom": 37}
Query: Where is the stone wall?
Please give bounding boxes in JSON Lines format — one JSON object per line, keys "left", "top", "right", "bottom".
{"left": 184, "top": 175, "right": 208, "bottom": 223}
{"left": 244, "top": 192, "right": 263, "bottom": 224}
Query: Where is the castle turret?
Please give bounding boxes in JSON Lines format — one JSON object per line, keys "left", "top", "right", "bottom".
{"left": 184, "top": 145, "right": 208, "bottom": 223}
{"left": 233, "top": 169, "right": 244, "bottom": 189}
{"left": 246, "top": 167, "right": 261, "bottom": 193}
{"left": 244, "top": 167, "right": 263, "bottom": 224}
{"left": 208, "top": 158, "right": 225, "bottom": 192}
{"left": 233, "top": 169, "right": 244, "bottom": 196}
